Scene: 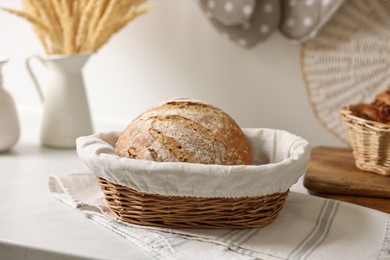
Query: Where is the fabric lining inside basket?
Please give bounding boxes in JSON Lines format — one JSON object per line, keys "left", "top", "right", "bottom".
{"left": 76, "top": 128, "right": 310, "bottom": 198}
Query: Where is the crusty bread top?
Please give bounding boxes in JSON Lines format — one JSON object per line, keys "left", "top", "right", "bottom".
{"left": 115, "top": 98, "right": 253, "bottom": 165}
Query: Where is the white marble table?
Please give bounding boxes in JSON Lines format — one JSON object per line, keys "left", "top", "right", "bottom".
{"left": 0, "top": 108, "right": 308, "bottom": 260}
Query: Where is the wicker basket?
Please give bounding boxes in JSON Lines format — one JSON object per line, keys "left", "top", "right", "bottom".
{"left": 97, "top": 177, "right": 289, "bottom": 229}
{"left": 340, "top": 105, "right": 390, "bottom": 176}
{"left": 77, "top": 128, "right": 310, "bottom": 229}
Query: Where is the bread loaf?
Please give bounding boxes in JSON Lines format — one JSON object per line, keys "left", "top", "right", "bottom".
{"left": 115, "top": 98, "right": 253, "bottom": 165}
{"left": 356, "top": 88, "right": 390, "bottom": 124}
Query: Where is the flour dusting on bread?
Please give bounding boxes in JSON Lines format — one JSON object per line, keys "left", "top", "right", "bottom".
{"left": 115, "top": 98, "right": 253, "bottom": 165}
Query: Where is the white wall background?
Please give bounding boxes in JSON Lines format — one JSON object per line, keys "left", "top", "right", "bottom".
{"left": 0, "top": 0, "right": 344, "bottom": 147}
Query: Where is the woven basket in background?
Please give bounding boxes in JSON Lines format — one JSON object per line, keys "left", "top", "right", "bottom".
{"left": 302, "top": 0, "right": 390, "bottom": 143}
{"left": 340, "top": 105, "right": 390, "bottom": 176}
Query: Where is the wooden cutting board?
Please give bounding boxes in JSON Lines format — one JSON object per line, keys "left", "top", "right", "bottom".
{"left": 304, "top": 147, "right": 390, "bottom": 213}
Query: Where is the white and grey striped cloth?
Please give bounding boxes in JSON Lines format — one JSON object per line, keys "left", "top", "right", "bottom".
{"left": 49, "top": 173, "right": 390, "bottom": 260}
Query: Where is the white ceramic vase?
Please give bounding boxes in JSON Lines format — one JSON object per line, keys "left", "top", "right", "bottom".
{"left": 0, "top": 58, "right": 20, "bottom": 152}
{"left": 26, "top": 53, "right": 93, "bottom": 148}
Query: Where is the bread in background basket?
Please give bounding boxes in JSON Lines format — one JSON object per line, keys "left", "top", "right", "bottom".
{"left": 77, "top": 97, "right": 310, "bottom": 229}
{"left": 340, "top": 88, "right": 390, "bottom": 176}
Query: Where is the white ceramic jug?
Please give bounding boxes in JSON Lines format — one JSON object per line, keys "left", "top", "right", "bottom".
{"left": 26, "top": 53, "right": 93, "bottom": 148}
{"left": 0, "top": 58, "right": 20, "bottom": 152}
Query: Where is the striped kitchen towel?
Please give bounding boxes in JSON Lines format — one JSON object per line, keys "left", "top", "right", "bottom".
{"left": 49, "top": 172, "right": 390, "bottom": 260}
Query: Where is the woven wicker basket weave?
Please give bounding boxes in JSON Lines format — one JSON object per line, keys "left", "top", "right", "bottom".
{"left": 77, "top": 129, "right": 310, "bottom": 230}
{"left": 97, "top": 177, "right": 289, "bottom": 229}
{"left": 340, "top": 105, "right": 390, "bottom": 176}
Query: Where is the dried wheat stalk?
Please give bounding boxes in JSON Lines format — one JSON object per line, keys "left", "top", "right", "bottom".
{"left": 0, "top": 0, "right": 151, "bottom": 54}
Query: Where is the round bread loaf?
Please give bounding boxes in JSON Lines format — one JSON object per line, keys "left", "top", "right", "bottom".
{"left": 115, "top": 98, "right": 253, "bottom": 165}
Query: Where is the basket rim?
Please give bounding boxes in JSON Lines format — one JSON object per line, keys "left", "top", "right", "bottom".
{"left": 76, "top": 128, "right": 311, "bottom": 199}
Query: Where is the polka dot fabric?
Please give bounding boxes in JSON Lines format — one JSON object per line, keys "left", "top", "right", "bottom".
{"left": 280, "top": 0, "right": 345, "bottom": 42}
{"left": 202, "top": 0, "right": 256, "bottom": 26}
{"left": 197, "top": 0, "right": 345, "bottom": 48}
{"left": 199, "top": 0, "right": 280, "bottom": 48}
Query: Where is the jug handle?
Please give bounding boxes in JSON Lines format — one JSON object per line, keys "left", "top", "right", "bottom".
{"left": 25, "top": 55, "right": 45, "bottom": 103}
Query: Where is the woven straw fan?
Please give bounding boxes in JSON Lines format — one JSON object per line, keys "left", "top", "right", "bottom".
{"left": 301, "top": 0, "right": 390, "bottom": 143}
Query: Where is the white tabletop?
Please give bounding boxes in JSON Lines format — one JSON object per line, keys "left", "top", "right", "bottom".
{"left": 0, "top": 108, "right": 308, "bottom": 260}
{"left": 0, "top": 109, "right": 153, "bottom": 260}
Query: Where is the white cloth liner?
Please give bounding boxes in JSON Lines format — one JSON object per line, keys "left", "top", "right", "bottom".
{"left": 76, "top": 128, "right": 311, "bottom": 198}
{"left": 48, "top": 173, "right": 390, "bottom": 260}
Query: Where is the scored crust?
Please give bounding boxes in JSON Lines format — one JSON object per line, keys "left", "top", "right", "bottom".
{"left": 115, "top": 98, "right": 253, "bottom": 165}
